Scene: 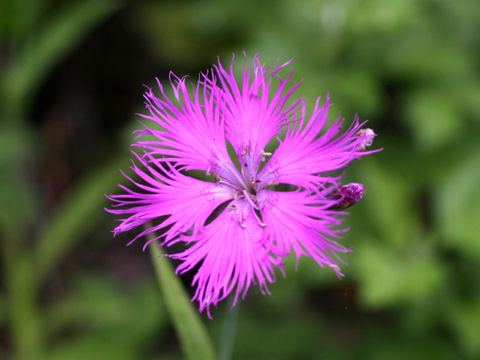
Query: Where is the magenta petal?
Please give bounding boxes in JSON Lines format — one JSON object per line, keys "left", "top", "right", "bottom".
{"left": 259, "top": 96, "right": 375, "bottom": 190}
{"left": 106, "top": 53, "right": 380, "bottom": 316}
{"left": 170, "top": 207, "right": 277, "bottom": 317}
{"left": 107, "top": 157, "right": 232, "bottom": 249}
{"left": 214, "top": 54, "right": 302, "bottom": 175}
{"left": 261, "top": 190, "right": 351, "bottom": 276}
{"left": 134, "top": 74, "right": 233, "bottom": 174}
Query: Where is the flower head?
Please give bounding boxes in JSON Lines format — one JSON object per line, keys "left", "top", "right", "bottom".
{"left": 107, "top": 54, "right": 379, "bottom": 317}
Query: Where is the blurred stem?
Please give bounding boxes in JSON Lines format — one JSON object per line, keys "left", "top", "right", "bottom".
{"left": 218, "top": 299, "right": 239, "bottom": 360}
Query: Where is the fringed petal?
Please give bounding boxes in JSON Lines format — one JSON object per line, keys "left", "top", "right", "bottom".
{"left": 171, "top": 205, "right": 279, "bottom": 318}
{"left": 133, "top": 73, "right": 233, "bottom": 174}
{"left": 106, "top": 153, "right": 232, "bottom": 250}
{"left": 259, "top": 95, "right": 380, "bottom": 190}
{"left": 213, "top": 53, "right": 302, "bottom": 179}
{"left": 261, "top": 189, "right": 351, "bottom": 276}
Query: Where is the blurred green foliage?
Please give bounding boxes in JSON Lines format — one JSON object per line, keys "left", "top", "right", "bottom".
{"left": 1, "top": 0, "right": 479, "bottom": 359}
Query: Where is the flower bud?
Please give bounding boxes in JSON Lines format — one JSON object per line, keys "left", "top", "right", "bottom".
{"left": 330, "top": 183, "right": 364, "bottom": 209}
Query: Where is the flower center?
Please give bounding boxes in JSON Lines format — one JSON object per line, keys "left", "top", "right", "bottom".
{"left": 211, "top": 145, "right": 271, "bottom": 228}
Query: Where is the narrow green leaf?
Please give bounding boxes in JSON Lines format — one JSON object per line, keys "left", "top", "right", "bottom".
{"left": 34, "top": 156, "right": 127, "bottom": 282}
{"left": 149, "top": 241, "right": 215, "bottom": 360}
{"left": 0, "top": 126, "right": 38, "bottom": 235}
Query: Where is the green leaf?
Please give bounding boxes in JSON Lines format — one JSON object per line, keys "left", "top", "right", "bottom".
{"left": 406, "top": 89, "right": 461, "bottom": 150}
{"left": 0, "top": 126, "right": 38, "bottom": 235}
{"left": 46, "top": 275, "right": 168, "bottom": 358}
{"left": 0, "top": 0, "right": 43, "bottom": 41}
{"left": 435, "top": 146, "right": 480, "bottom": 258}
{"left": 448, "top": 300, "right": 480, "bottom": 357}
{"left": 34, "top": 156, "right": 127, "bottom": 283}
{"left": 355, "top": 242, "right": 445, "bottom": 307}
{"left": 47, "top": 276, "right": 161, "bottom": 330}
{"left": 357, "top": 159, "right": 420, "bottom": 247}
{"left": 47, "top": 333, "right": 137, "bottom": 360}
{"left": 233, "top": 311, "right": 328, "bottom": 360}
{"left": 149, "top": 242, "right": 216, "bottom": 360}
{"left": 1, "top": 0, "right": 119, "bottom": 117}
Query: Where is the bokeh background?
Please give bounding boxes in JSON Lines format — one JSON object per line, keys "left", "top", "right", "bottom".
{"left": 1, "top": 0, "right": 480, "bottom": 359}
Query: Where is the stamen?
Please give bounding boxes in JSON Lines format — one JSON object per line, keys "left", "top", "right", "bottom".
{"left": 356, "top": 128, "right": 376, "bottom": 150}
{"left": 253, "top": 208, "right": 266, "bottom": 227}
{"left": 260, "top": 150, "right": 272, "bottom": 157}
{"left": 233, "top": 189, "right": 238, "bottom": 199}
{"left": 255, "top": 216, "right": 266, "bottom": 227}
{"left": 241, "top": 145, "right": 250, "bottom": 156}
{"left": 236, "top": 210, "right": 246, "bottom": 228}
{"left": 227, "top": 165, "right": 250, "bottom": 190}
{"left": 329, "top": 264, "right": 340, "bottom": 271}
{"left": 242, "top": 190, "right": 259, "bottom": 209}
{"left": 218, "top": 179, "right": 237, "bottom": 188}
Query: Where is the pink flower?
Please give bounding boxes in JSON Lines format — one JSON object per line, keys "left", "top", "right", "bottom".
{"left": 107, "top": 54, "right": 378, "bottom": 317}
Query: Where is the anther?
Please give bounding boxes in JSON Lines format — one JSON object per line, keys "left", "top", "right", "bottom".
{"left": 260, "top": 150, "right": 272, "bottom": 157}
{"left": 232, "top": 189, "right": 238, "bottom": 199}
{"left": 254, "top": 215, "right": 265, "bottom": 227}
{"left": 241, "top": 145, "right": 249, "bottom": 156}
{"left": 356, "top": 128, "right": 376, "bottom": 150}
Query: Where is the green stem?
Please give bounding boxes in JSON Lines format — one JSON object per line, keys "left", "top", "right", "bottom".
{"left": 218, "top": 298, "right": 239, "bottom": 360}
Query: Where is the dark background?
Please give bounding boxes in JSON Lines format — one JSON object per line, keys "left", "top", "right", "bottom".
{"left": 1, "top": 0, "right": 479, "bottom": 359}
